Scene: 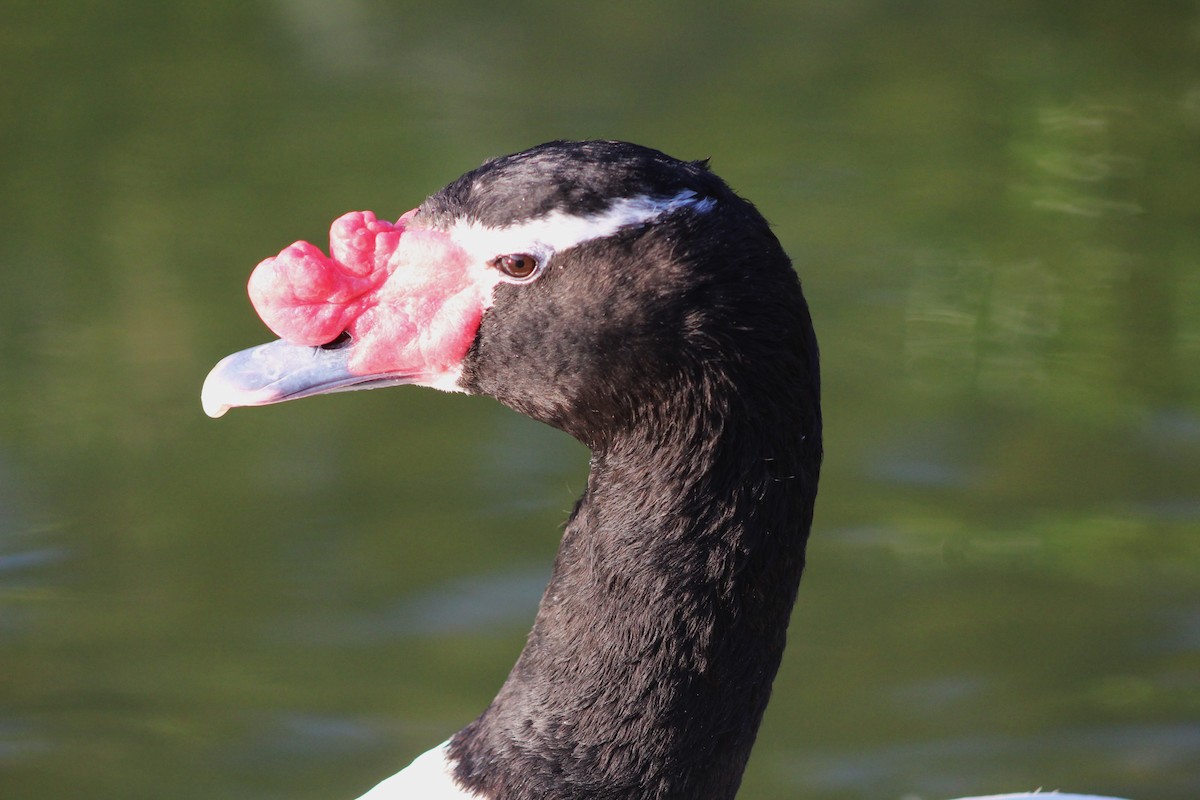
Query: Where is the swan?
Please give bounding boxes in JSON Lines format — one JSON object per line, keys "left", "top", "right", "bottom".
{"left": 203, "top": 140, "right": 1130, "bottom": 800}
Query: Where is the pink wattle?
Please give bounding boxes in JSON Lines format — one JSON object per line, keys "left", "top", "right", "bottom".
{"left": 245, "top": 209, "right": 484, "bottom": 381}
{"left": 248, "top": 211, "right": 403, "bottom": 346}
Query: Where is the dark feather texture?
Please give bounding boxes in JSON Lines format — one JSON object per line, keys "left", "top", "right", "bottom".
{"left": 442, "top": 141, "right": 822, "bottom": 799}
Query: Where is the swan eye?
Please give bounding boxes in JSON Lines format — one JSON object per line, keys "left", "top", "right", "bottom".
{"left": 491, "top": 253, "right": 540, "bottom": 281}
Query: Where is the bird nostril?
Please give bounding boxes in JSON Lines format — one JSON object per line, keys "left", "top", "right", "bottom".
{"left": 319, "top": 331, "right": 353, "bottom": 350}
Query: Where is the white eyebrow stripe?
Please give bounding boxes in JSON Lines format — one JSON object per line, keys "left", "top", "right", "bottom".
{"left": 447, "top": 190, "right": 717, "bottom": 266}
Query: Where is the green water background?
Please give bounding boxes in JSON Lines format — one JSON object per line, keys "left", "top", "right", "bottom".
{"left": 2, "top": 3, "right": 1198, "bottom": 798}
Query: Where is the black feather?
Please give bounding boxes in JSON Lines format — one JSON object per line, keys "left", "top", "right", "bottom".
{"left": 439, "top": 141, "right": 822, "bottom": 800}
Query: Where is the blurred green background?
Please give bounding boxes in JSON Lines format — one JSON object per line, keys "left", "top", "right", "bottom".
{"left": 2, "top": 2, "right": 1198, "bottom": 798}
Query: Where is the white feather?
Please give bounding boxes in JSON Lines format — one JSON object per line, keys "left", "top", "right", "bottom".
{"left": 353, "top": 741, "right": 478, "bottom": 799}
{"left": 447, "top": 190, "right": 717, "bottom": 279}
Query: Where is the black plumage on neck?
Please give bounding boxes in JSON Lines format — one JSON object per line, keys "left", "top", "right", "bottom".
{"left": 451, "top": 151, "right": 821, "bottom": 798}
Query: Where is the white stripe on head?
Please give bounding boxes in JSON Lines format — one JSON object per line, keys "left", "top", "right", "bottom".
{"left": 447, "top": 190, "right": 717, "bottom": 271}
{"left": 430, "top": 190, "right": 718, "bottom": 349}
